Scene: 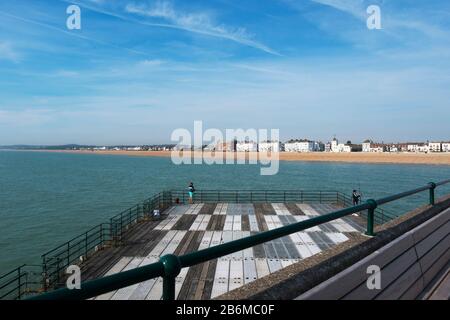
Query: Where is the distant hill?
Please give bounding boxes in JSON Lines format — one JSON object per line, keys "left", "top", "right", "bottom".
{"left": 0, "top": 144, "right": 95, "bottom": 150}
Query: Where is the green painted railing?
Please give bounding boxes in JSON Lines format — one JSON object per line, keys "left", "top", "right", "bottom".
{"left": 0, "top": 265, "right": 42, "bottom": 300}
{"left": 27, "top": 179, "right": 450, "bottom": 300}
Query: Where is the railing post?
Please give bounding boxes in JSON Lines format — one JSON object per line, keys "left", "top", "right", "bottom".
{"left": 85, "top": 232, "right": 88, "bottom": 259}
{"left": 365, "top": 199, "right": 378, "bottom": 236}
{"left": 428, "top": 182, "right": 436, "bottom": 205}
{"left": 67, "top": 242, "right": 70, "bottom": 266}
{"left": 160, "top": 254, "right": 181, "bottom": 301}
{"left": 17, "top": 267, "right": 21, "bottom": 300}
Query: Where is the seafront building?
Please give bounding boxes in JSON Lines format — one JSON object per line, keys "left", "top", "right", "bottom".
{"left": 329, "top": 138, "right": 353, "bottom": 153}
{"left": 258, "top": 141, "right": 284, "bottom": 152}
{"left": 429, "top": 142, "right": 442, "bottom": 152}
{"left": 361, "top": 140, "right": 450, "bottom": 153}
{"left": 215, "top": 141, "right": 237, "bottom": 152}
{"left": 407, "top": 143, "right": 428, "bottom": 153}
{"left": 236, "top": 141, "right": 258, "bottom": 152}
{"left": 362, "top": 140, "right": 386, "bottom": 153}
{"left": 442, "top": 143, "right": 450, "bottom": 152}
{"left": 284, "top": 139, "right": 320, "bottom": 152}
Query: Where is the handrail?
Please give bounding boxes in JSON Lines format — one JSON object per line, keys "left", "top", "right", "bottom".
{"left": 27, "top": 179, "right": 450, "bottom": 300}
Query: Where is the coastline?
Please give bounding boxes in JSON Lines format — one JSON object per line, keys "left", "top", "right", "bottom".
{"left": 10, "top": 149, "right": 450, "bottom": 166}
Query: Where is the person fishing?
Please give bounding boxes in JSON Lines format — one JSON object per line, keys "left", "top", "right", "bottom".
{"left": 188, "top": 182, "right": 195, "bottom": 204}
{"left": 352, "top": 189, "right": 361, "bottom": 205}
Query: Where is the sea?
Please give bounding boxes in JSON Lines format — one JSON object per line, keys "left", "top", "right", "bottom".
{"left": 0, "top": 150, "right": 449, "bottom": 274}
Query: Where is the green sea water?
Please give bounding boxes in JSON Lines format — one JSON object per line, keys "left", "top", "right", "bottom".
{"left": 0, "top": 150, "right": 449, "bottom": 274}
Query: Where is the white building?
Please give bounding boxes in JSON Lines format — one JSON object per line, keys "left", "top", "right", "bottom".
{"left": 428, "top": 142, "right": 442, "bottom": 152}
{"left": 362, "top": 140, "right": 385, "bottom": 152}
{"left": 284, "top": 140, "right": 319, "bottom": 152}
{"left": 331, "top": 138, "right": 339, "bottom": 152}
{"left": 442, "top": 143, "right": 450, "bottom": 152}
{"left": 407, "top": 144, "right": 419, "bottom": 152}
{"left": 330, "top": 138, "right": 352, "bottom": 153}
{"left": 388, "top": 145, "right": 399, "bottom": 153}
{"left": 259, "top": 141, "right": 283, "bottom": 152}
{"left": 362, "top": 141, "right": 371, "bottom": 152}
{"left": 408, "top": 143, "right": 428, "bottom": 153}
{"left": 236, "top": 141, "right": 258, "bottom": 152}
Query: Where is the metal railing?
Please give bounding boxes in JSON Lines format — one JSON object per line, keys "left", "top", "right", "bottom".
{"left": 172, "top": 190, "right": 343, "bottom": 204}
{"left": 41, "top": 191, "right": 173, "bottom": 290}
{"left": 27, "top": 179, "right": 450, "bottom": 300}
{"left": 0, "top": 265, "right": 43, "bottom": 300}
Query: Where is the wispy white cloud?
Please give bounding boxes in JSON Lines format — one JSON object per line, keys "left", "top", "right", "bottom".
{"left": 57, "top": 0, "right": 279, "bottom": 55}
{"left": 311, "top": 0, "right": 366, "bottom": 19}
{"left": 308, "top": 0, "right": 450, "bottom": 40}
{"left": 125, "top": 1, "right": 280, "bottom": 56}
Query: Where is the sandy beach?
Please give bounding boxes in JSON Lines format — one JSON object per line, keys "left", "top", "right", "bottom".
{"left": 23, "top": 149, "right": 450, "bottom": 165}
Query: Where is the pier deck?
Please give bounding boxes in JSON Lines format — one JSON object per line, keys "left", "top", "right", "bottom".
{"left": 80, "top": 202, "right": 365, "bottom": 300}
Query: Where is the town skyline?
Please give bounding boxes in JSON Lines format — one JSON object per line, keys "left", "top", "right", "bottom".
{"left": 4, "top": 135, "right": 450, "bottom": 153}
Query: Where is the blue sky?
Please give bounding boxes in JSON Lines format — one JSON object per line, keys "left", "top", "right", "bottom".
{"left": 0, "top": 0, "right": 449, "bottom": 145}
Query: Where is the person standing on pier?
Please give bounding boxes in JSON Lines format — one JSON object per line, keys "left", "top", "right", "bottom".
{"left": 352, "top": 189, "right": 361, "bottom": 205}
{"left": 188, "top": 182, "right": 196, "bottom": 204}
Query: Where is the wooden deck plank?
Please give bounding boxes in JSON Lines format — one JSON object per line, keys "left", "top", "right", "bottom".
{"left": 220, "top": 203, "right": 228, "bottom": 215}
{"left": 243, "top": 259, "right": 258, "bottom": 284}
{"left": 161, "top": 216, "right": 182, "bottom": 230}
{"left": 289, "top": 233, "right": 313, "bottom": 258}
{"left": 228, "top": 260, "right": 244, "bottom": 291}
{"left": 211, "top": 259, "right": 230, "bottom": 298}
{"left": 285, "top": 203, "right": 306, "bottom": 215}
{"left": 267, "top": 258, "right": 283, "bottom": 273}
{"left": 198, "top": 203, "right": 217, "bottom": 215}
{"left": 110, "top": 257, "right": 145, "bottom": 300}
{"left": 330, "top": 218, "right": 358, "bottom": 232}
{"left": 255, "top": 258, "right": 270, "bottom": 278}
{"left": 206, "top": 215, "right": 219, "bottom": 230}
{"left": 192, "top": 231, "right": 215, "bottom": 299}
{"left": 128, "top": 257, "right": 159, "bottom": 300}
{"left": 223, "top": 215, "right": 233, "bottom": 231}
{"left": 242, "top": 231, "right": 253, "bottom": 258}
{"left": 189, "top": 215, "right": 205, "bottom": 231}
{"left": 325, "top": 232, "right": 349, "bottom": 244}
{"left": 230, "top": 231, "right": 243, "bottom": 259}
{"left": 147, "top": 231, "right": 177, "bottom": 258}
{"left": 201, "top": 258, "right": 218, "bottom": 300}
{"left": 175, "top": 231, "right": 204, "bottom": 299}
{"left": 172, "top": 214, "right": 197, "bottom": 231}
{"left": 254, "top": 204, "right": 269, "bottom": 231}
{"left": 248, "top": 214, "right": 260, "bottom": 232}
{"left": 160, "top": 231, "right": 187, "bottom": 256}
{"left": 297, "top": 232, "right": 321, "bottom": 255}
{"left": 174, "top": 231, "right": 203, "bottom": 298}
{"left": 88, "top": 258, "right": 134, "bottom": 294}
{"left": 297, "top": 204, "right": 319, "bottom": 216}
{"left": 307, "top": 232, "right": 332, "bottom": 250}
{"left": 199, "top": 215, "right": 211, "bottom": 231}
{"left": 241, "top": 214, "right": 250, "bottom": 232}
{"left": 213, "top": 203, "right": 223, "bottom": 215}
{"left": 232, "top": 215, "right": 242, "bottom": 231}
{"left": 272, "top": 203, "right": 292, "bottom": 215}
